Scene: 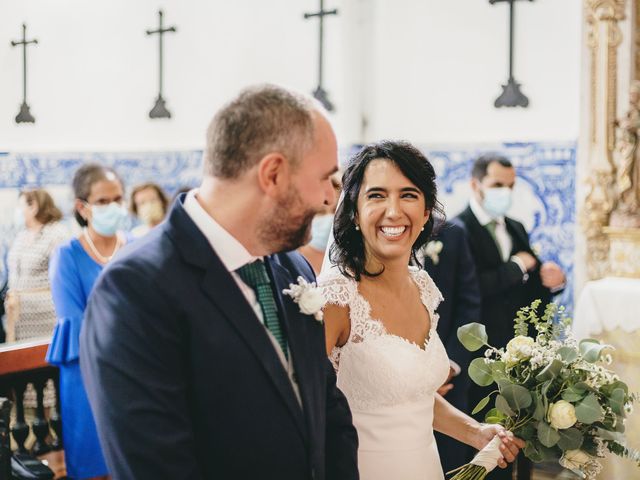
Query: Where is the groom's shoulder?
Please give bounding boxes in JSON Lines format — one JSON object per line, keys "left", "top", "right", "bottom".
{"left": 108, "top": 226, "right": 179, "bottom": 279}
{"left": 272, "top": 250, "right": 315, "bottom": 282}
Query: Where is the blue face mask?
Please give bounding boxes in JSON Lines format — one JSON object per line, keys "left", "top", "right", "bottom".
{"left": 309, "top": 214, "right": 334, "bottom": 252}
{"left": 90, "top": 202, "right": 127, "bottom": 236}
{"left": 482, "top": 187, "right": 512, "bottom": 218}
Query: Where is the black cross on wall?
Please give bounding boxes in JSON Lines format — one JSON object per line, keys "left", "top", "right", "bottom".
{"left": 304, "top": 0, "right": 338, "bottom": 111}
{"left": 10, "top": 23, "right": 38, "bottom": 124}
{"left": 490, "top": 0, "right": 534, "bottom": 108}
{"left": 146, "top": 9, "right": 177, "bottom": 119}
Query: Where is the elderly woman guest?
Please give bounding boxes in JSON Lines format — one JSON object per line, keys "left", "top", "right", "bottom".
{"left": 5, "top": 189, "right": 68, "bottom": 342}
{"left": 46, "top": 164, "right": 128, "bottom": 479}
{"left": 129, "top": 182, "right": 169, "bottom": 238}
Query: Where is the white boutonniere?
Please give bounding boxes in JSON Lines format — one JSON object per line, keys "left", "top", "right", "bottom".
{"left": 424, "top": 240, "right": 444, "bottom": 265}
{"left": 282, "top": 276, "right": 326, "bottom": 322}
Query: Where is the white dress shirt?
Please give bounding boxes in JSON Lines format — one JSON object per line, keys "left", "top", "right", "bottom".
{"left": 183, "top": 189, "right": 301, "bottom": 405}
{"left": 470, "top": 196, "right": 527, "bottom": 276}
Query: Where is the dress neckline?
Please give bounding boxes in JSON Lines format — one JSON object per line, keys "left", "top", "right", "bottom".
{"left": 353, "top": 268, "right": 436, "bottom": 352}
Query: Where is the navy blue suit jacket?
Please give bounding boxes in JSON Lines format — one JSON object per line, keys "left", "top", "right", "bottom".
{"left": 80, "top": 197, "right": 358, "bottom": 480}
{"left": 422, "top": 220, "right": 480, "bottom": 411}
{"left": 422, "top": 221, "right": 481, "bottom": 473}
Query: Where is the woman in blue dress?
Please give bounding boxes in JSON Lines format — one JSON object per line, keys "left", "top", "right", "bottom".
{"left": 47, "top": 164, "right": 128, "bottom": 479}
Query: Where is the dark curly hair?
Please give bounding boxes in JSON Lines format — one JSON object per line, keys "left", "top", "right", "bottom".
{"left": 329, "top": 140, "right": 445, "bottom": 280}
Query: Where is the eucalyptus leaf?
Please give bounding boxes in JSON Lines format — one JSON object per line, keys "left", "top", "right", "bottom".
{"left": 468, "top": 358, "right": 494, "bottom": 387}
{"left": 610, "top": 388, "right": 626, "bottom": 417}
{"left": 515, "top": 423, "right": 536, "bottom": 441}
{"left": 457, "top": 323, "right": 488, "bottom": 352}
{"left": 561, "top": 390, "right": 585, "bottom": 403}
{"left": 500, "top": 383, "right": 532, "bottom": 411}
{"left": 491, "top": 361, "right": 507, "bottom": 380}
{"left": 537, "top": 421, "right": 560, "bottom": 448}
{"left": 524, "top": 441, "right": 543, "bottom": 462}
{"left": 579, "top": 339, "right": 609, "bottom": 363}
{"left": 575, "top": 393, "right": 604, "bottom": 424}
{"left": 573, "top": 382, "right": 590, "bottom": 393}
{"left": 495, "top": 394, "right": 515, "bottom": 417}
{"left": 557, "top": 346, "right": 579, "bottom": 363}
{"left": 533, "top": 394, "right": 545, "bottom": 421}
{"left": 472, "top": 394, "right": 492, "bottom": 415}
{"left": 557, "top": 428, "right": 584, "bottom": 450}
{"left": 536, "top": 359, "right": 563, "bottom": 382}
{"left": 484, "top": 408, "right": 507, "bottom": 425}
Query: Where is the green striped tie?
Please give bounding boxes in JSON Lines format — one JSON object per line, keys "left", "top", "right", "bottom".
{"left": 485, "top": 220, "right": 504, "bottom": 258}
{"left": 236, "top": 261, "right": 288, "bottom": 360}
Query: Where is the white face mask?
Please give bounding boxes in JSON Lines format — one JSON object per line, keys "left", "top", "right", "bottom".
{"left": 482, "top": 187, "right": 512, "bottom": 218}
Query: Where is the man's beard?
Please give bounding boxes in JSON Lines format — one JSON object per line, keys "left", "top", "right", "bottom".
{"left": 258, "top": 187, "right": 318, "bottom": 253}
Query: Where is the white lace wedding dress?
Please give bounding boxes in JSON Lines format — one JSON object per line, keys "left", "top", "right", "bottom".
{"left": 319, "top": 266, "right": 450, "bottom": 480}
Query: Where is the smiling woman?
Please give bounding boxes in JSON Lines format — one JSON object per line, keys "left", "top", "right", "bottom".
{"left": 318, "top": 140, "right": 525, "bottom": 480}
{"left": 329, "top": 140, "right": 444, "bottom": 280}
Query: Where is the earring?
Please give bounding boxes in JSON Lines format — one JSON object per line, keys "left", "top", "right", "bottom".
{"left": 355, "top": 225, "right": 360, "bottom": 231}
{"left": 421, "top": 226, "right": 425, "bottom": 231}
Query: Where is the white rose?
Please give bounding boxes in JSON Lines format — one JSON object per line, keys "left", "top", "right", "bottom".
{"left": 505, "top": 336, "right": 535, "bottom": 365}
{"left": 548, "top": 400, "right": 578, "bottom": 430}
{"left": 559, "top": 449, "right": 592, "bottom": 470}
{"left": 297, "top": 288, "right": 326, "bottom": 316}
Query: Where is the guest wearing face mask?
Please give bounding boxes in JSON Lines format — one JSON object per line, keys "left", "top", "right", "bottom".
{"left": 5, "top": 189, "right": 68, "bottom": 342}
{"left": 46, "top": 164, "right": 127, "bottom": 480}
{"left": 298, "top": 176, "right": 341, "bottom": 273}
{"left": 455, "top": 155, "right": 565, "bottom": 480}
{"left": 128, "top": 182, "right": 169, "bottom": 239}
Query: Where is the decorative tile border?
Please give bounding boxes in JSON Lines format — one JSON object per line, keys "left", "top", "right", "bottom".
{"left": 0, "top": 142, "right": 576, "bottom": 312}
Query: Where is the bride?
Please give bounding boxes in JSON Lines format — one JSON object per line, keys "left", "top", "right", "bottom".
{"left": 318, "top": 140, "right": 524, "bottom": 480}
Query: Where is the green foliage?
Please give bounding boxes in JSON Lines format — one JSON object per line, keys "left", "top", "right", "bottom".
{"left": 495, "top": 394, "right": 515, "bottom": 417}
{"left": 484, "top": 407, "right": 507, "bottom": 425}
{"left": 535, "top": 359, "right": 563, "bottom": 382}
{"left": 457, "top": 323, "right": 488, "bottom": 352}
{"left": 453, "top": 300, "right": 639, "bottom": 478}
{"left": 537, "top": 421, "right": 560, "bottom": 448}
{"left": 609, "top": 388, "right": 626, "bottom": 417}
{"left": 578, "top": 339, "right": 610, "bottom": 363}
{"left": 468, "top": 358, "right": 494, "bottom": 387}
{"left": 500, "top": 383, "right": 532, "bottom": 411}
{"left": 472, "top": 394, "right": 493, "bottom": 415}
{"left": 557, "top": 428, "right": 584, "bottom": 450}
{"left": 574, "top": 393, "right": 604, "bottom": 424}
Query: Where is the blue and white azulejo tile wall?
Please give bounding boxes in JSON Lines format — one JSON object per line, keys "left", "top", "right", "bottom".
{"left": 0, "top": 141, "right": 576, "bottom": 311}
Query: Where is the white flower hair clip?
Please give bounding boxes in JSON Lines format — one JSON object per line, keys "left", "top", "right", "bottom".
{"left": 283, "top": 277, "right": 326, "bottom": 323}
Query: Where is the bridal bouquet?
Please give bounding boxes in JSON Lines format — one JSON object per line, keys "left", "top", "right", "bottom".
{"left": 450, "top": 300, "right": 639, "bottom": 480}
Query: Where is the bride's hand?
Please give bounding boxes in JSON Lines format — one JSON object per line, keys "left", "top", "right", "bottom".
{"left": 471, "top": 424, "right": 525, "bottom": 469}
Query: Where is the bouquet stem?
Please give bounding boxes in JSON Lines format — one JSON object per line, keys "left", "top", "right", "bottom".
{"left": 447, "top": 436, "right": 503, "bottom": 479}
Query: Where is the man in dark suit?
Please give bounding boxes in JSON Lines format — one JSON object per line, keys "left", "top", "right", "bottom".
{"left": 80, "top": 85, "right": 358, "bottom": 480}
{"left": 420, "top": 220, "right": 481, "bottom": 475}
{"left": 456, "top": 155, "right": 565, "bottom": 480}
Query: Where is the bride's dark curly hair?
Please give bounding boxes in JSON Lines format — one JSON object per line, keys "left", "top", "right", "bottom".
{"left": 329, "top": 140, "right": 445, "bottom": 281}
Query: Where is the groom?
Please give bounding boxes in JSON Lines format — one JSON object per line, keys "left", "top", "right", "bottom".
{"left": 80, "top": 85, "right": 359, "bottom": 479}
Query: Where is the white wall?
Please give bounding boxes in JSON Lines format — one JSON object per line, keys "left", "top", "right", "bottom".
{"left": 363, "top": 0, "right": 582, "bottom": 144}
{"left": 1, "top": 0, "right": 581, "bottom": 151}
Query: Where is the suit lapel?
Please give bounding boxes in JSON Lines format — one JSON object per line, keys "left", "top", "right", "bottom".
{"left": 462, "top": 207, "right": 503, "bottom": 265}
{"left": 267, "top": 258, "right": 319, "bottom": 440}
{"left": 164, "top": 200, "right": 308, "bottom": 443}
{"left": 199, "top": 259, "right": 308, "bottom": 443}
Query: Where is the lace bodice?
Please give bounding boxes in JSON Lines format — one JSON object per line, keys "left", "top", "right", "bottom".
{"left": 318, "top": 267, "right": 450, "bottom": 411}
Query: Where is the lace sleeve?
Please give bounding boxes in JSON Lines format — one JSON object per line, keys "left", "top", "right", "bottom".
{"left": 318, "top": 271, "right": 356, "bottom": 371}
{"left": 411, "top": 268, "right": 444, "bottom": 327}
{"left": 318, "top": 271, "right": 355, "bottom": 308}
